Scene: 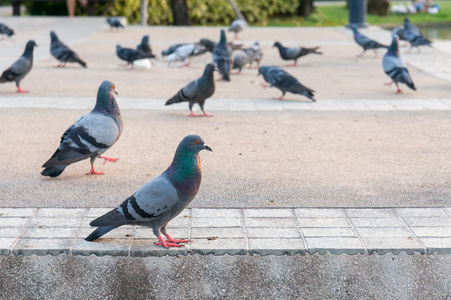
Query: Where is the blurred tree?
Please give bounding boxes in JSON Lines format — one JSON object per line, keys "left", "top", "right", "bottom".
{"left": 171, "top": 0, "right": 191, "bottom": 25}
{"left": 297, "top": 0, "right": 315, "bottom": 17}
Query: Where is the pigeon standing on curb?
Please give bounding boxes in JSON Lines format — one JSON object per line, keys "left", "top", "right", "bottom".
{"left": 116, "top": 45, "right": 154, "bottom": 68}
{"left": 107, "top": 17, "right": 124, "bottom": 30}
{"left": 213, "top": 30, "right": 232, "bottom": 81}
{"left": 0, "top": 23, "right": 14, "bottom": 38}
{"left": 258, "top": 65, "right": 316, "bottom": 101}
{"left": 165, "top": 63, "right": 217, "bottom": 117}
{"left": 136, "top": 35, "right": 155, "bottom": 58}
{"left": 85, "top": 135, "right": 212, "bottom": 249}
{"left": 0, "top": 40, "right": 37, "bottom": 93}
{"left": 349, "top": 26, "right": 388, "bottom": 57}
{"left": 383, "top": 29, "right": 416, "bottom": 94}
{"left": 402, "top": 17, "right": 432, "bottom": 52}
{"left": 273, "top": 41, "right": 322, "bottom": 66}
{"left": 50, "top": 31, "right": 87, "bottom": 68}
{"left": 41, "top": 80, "right": 123, "bottom": 177}
{"left": 228, "top": 19, "right": 247, "bottom": 39}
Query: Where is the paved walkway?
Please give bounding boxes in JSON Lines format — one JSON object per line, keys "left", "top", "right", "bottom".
{"left": 1, "top": 207, "right": 450, "bottom": 256}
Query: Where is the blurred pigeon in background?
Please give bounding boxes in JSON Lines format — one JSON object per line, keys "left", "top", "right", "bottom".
{"left": 349, "top": 26, "right": 388, "bottom": 57}
{"left": 85, "top": 134, "right": 212, "bottom": 248}
{"left": 232, "top": 49, "right": 252, "bottom": 73}
{"left": 213, "top": 30, "right": 232, "bottom": 81}
{"left": 0, "top": 40, "right": 37, "bottom": 93}
{"left": 116, "top": 45, "right": 154, "bottom": 68}
{"left": 273, "top": 41, "right": 322, "bottom": 66}
{"left": 165, "top": 63, "right": 217, "bottom": 117}
{"left": 107, "top": 17, "right": 124, "bottom": 30}
{"left": 50, "top": 31, "right": 87, "bottom": 68}
{"left": 41, "top": 80, "right": 123, "bottom": 177}
{"left": 161, "top": 43, "right": 186, "bottom": 57}
{"left": 166, "top": 43, "right": 207, "bottom": 67}
{"left": 199, "top": 38, "right": 242, "bottom": 53}
{"left": 247, "top": 42, "right": 263, "bottom": 68}
{"left": 402, "top": 17, "right": 432, "bottom": 52}
{"left": 136, "top": 35, "right": 155, "bottom": 58}
{"left": 258, "top": 65, "right": 316, "bottom": 101}
{"left": 228, "top": 19, "right": 247, "bottom": 39}
{"left": 0, "top": 23, "right": 14, "bottom": 38}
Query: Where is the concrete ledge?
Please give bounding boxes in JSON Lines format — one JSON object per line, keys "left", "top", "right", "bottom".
{"left": 1, "top": 208, "right": 450, "bottom": 256}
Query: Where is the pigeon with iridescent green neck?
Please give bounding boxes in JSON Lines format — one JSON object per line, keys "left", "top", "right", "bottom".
{"left": 85, "top": 135, "right": 212, "bottom": 249}
{"left": 213, "top": 29, "right": 232, "bottom": 81}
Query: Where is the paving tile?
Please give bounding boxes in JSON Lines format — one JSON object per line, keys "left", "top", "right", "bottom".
{"left": 133, "top": 227, "right": 189, "bottom": 239}
{"left": 86, "top": 208, "right": 113, "bottom": 218}
{"left": 295, "top": 208, "right": 345, "bottom": 218}
{"left": 306, "top": 237, "right": 365, "bottom": 255}
{"left": 302, "top": 227, "right": 356, "bottom": 237}
{"left": 355, "top": 227, "right": 412, "bottom": 238}
{"left": 297, "top": 217, "right": 350, "bottom": 228}
{"left": 363, "top": 237, "right": 424, "bottom": 254}
{"left": 71, "top": 238, "right": 131, "bottom": 256}
{"left": 131, "top": 239, "right": 189, "bottom": 257}
{"left": 336, "top": 100, "right": 369, "bottom": 111}
{"left": 349, "top": 217, "right": 404, "bottom": 227}
{"left": 420, "top": 99, "right": 451, "bottom": 110}
{"left": 363, "top": 100, "right": 396, "bottom": 111}
{"left": 0, "top": 217, "right": 29, "bottom": 227}
{"left": 168, "top": 215, "right": 191, "bottom": 227}
{"left": 410, "top": 227, "right": 451, "bottom": 237}
{"left": 22, "top": 227, "right": 80, "bottom": 238}
{"left": 245, "top": 218, "right": 297, "bottom": 228}
{"left": 191, "top": 217, "right": 242, "bottom": 228}
{"left": 0, "top": 227, "right": 24, "bottom": 238}
{"left": 401, "top": 217, "right": 451, "bottom": 227}
{"left": 255, "top": 100, "right": 284, "bottom": 111}
{"left": 192, "top": 208, "right": 241, "bottom": 218}
{"left": 246, "top": 227, "right": 300, "bottom": 238}
{"left": 13, "top": 238, "right": 73, "bottom": 256}
{"left": 311, "top": 99, "right": 341, "bottom": 111}
{"left": 29, "top": 217, "right": 83, "bottom": 228}
{"left": 248, "top": 238, "right": 305, "bottom": 255}
{"left": 35, "top": 208, "right": 88, "bottom": 218}
{"left": 282, "top": 101, "right": 314, "bottom": 110}
{"left": 244, "top": 209, "right": 293, "bottom": 218}
{"left": 78, "top": 227, "right": 134, "bottom": 240}
{"left": 396, "top": 208, "right": 449, "bottom": 218}
{"left": 421, "top": 238, "right": 451, "bottom": 254}
{"left": 0, "top": 208, "right": 36, "bottom": 217}
{"left": 191, "top": 227, "right": 245, "bottom": 239}
{"left": 190, "top": 238, "right": 247, "bottom": 255}
{"left": 345, "top": 208, "right": 396, "bottom": 218}
{"left": 0, "top": 238, "right": 16, "bottom": 255}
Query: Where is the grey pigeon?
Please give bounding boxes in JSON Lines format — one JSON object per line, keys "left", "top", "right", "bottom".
{"left": 382, "top": 29, "right": 416, "bottom": 94}
{"left": 402, "top": 17, "right": 432, "bottom": 52}
{"left": 161, "top": 43, "right": 186, "bottom": 57}
{"left": 116, "top": 45, "right": 154, "bottom": 68}
{"left": 258, "top": 65, "right": 316, "bottom": 101}
{"left": 228, "top": 19, "right": 247, "bottom": 39}
{"left": 232, "top": 49, "right": 252, "bottom": 73}
{"left": 0, "top": 23, "right": 14, "bottom": 38}
{"left": 50, "top": 31, "right": 87, "bottom": 68}
{"left": 107, "top": 17, "right": 124, "bottom": 30}
{"left": 273, "top": 41, "right": 322, "bottom": 66}
{"left": 165, "top": 63, "right": 217, "bottom": 117}
{"left": 85, "top": 134, "right": 212, "bottom": 248}
{"left": 41, "top": 80, "right": 123, "bottom": 177}
{"left": 199, "top": 38, "right": 243, "bottom": 53}
{"left": 166, "top": 43, "right": 208, "bottom": 67}
{"left": 0, "top": 40, "right": 37, "bottom": 93}
{"left": 213, "top": 30, "right": 232, "bottom": 81}
{"left": 350, "top": 26, "right": 388, "bottom": 57}
{"left": 247, "top": 42, "right": 263, "bottom": 68}
{"left": 136, "top": 35, "right": 155, "bottom": 58}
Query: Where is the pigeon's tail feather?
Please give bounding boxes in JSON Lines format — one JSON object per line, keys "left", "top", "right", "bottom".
{"left": 41, "top": 165, "right": 67, "bottom": 177}
{"left": 306, "top": 47, "right": 322, "bottom": 55}
{"left": 85, "top": 225, "right": 119, "bottom": 241}
{"left": 166, "top": 93, "right": 185, "bottom": 105}
{"left": 293, "top": 85, "right": 316, "bottom": 101}
{"left": 0, "top": 76, "right": 6, "bottom": 83}
{"left": 73, "top": 56, "right": 87, "bottom": 68}
{"left": 406, "top": 81, "right": 416, "bottom": 91}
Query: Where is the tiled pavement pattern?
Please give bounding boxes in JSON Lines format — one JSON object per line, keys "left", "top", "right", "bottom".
{"left": 0, "top": 208, "right": 450, "bottom": 256}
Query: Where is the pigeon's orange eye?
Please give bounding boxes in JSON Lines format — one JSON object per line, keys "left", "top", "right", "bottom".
{"left": 194, "top": 140, "right": 199, "bottom": 144}
{"left": 112, "top": 85, "right": 115, "bottom": 89}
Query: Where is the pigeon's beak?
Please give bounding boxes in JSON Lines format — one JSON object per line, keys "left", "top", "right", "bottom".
{"left": 113, "top": 88, "right": 118, "bottom": 95}
{"left": 203, "top": 143, "right": 212, "bottom": 152}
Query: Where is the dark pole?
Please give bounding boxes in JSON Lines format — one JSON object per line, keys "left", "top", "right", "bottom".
{"left": 348, "top": 0, "right": 368, "bottom": 28}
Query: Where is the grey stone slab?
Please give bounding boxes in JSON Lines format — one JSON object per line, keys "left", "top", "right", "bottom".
{"left": 248, "top": 238, "right": 305, "bottom": 255}
{"left": 297, "top": 217, "right": 350, "bottom": 228}
{"left": 396, "top": 208, "right": 449, "bottom": 218}
{"left": 420, "top": 99, "right": 451, "bottom": 110}
{"left": 131, "top": 239, "right": 189, "bottom": 257}
{"left": 336, "top": 100, "right": 369, "bottom": 111}
{"left": 78, "top": 227, "right": 134, "bottom": 240}
{"left": 255, "top": 100, "right": 284, "bottom": 111}
{"left": 421, "top": 238, "right": 451, "bottom": 254}
{"left": 246, "top": 227, "right": 301, "bottom": 238}
{"left": 363, "top": 100, "right": 396, "bottom": 111}
{"left": 401, "top": 217, "right": 451, "bottom": 227}
{"left": 345, "top": 209, "right": 396, "bottom": 218}
{"left": 22, "top": 227, "right": 80, "bottom": 238}
{"left": 0, "top": 217, "right": 29, "bottom": 227}
{"left": 282, "top": 101, "right": 314, "bottom": 110}
{"left": 0, "top": 208, "right": 36, "bottom": 217}
{"left": 410, "top": 227, "right": 451, "bottom": 237}
{"left": 192, "top": 208, "right": 241, "bottom": 218}
{"left": 134, "top": 227, "right": 189, "bottom": 240}
{"left": 190, "top": 238, "right": 247, "bottom": 255}
{"left": 0, "top": 227, "right": 24, "bottom": 238}
{"left": 302, "top": 227, "right": 357, "bottom": 237}
{"left": 29, "top": 217, "right": 83, "bottom": 228}
{"left": 245, "top": 218, "right": 297, "bottom": 228}
{"left": 191, "top": 217, "right": 242, "bottom": 228}
{"left": 167, "top": 215, "right": 190, "bottom": 228}
{"left": 191, "top": 227, "right": 245, "bottom": 239}
{"left": 349, "top": 217, "right": 404, "bottom": 227}
{"left": 71, "top": 239, "right": 131, "bottom": 256}
{"left": 363, "top": 237, "right": 424, "bottom": 255}
{"left": 0, "top": 238, "right": 15, "bottom": 255}
{"left": 355, "top": 227, "right": 412, "bottom": 238}
{"left": 86, "top": 208, "right": 112, "bottom": 218}
{"left": 306, "top": 237, "right": 365, "bottom": 255}
{"left": 295, "top": 208, "right": 345, "bottom": 218}
{"left": 244, "top": 209, "right": 293, "bottom": 218}
{"left": 311, "top": 99, "right": 341, "bottom": 111}
{"left": 35, "top": 208, "right": 88, "bottom": 218}
{"left": 13, "top": 238, "right": 73, "bottom": 256}
{"left": 80, "top": 217, "right": 134, "bottom": 229}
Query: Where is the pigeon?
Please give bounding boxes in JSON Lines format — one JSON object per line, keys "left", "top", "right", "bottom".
{"left": 247, "top": 42, "right": 263, "bottom": 68}
{"left": 0, "top": 40, "right": 37, "bottom": 93}
{"left": 116, "top": 45, "right": 154, "bottom": 68}
{"left": 273, "top": 41, "right": 322, "bottom": 66}
{"left": 165, "top": 63, "right": 217, "bottom": 117}
{"left": 232, "top": 49, "right": 252, "bottom": 73}
{"left": 382, "top": 29, "right": 416, "bottom": 94}
{"left": 41, "top": 80, "right": 123, "bottom": 177}
{"left": 161, "top": 43, "right": 186, "bottom": 57}
{"left": 258, "top": 65, "right": 316, "bottom": 101}
{"left": 85, "top": 134, "right": 212, "bottom": 248}
{"left": 349, "top": 25, "right": 388, "bottom": 57}
{"left": 166, "top": 43, "right": 208, "bottom": 67}
{"left": 136, "top": 35, "right": 155, "bottom": 58}
{"left": 228, "top": 19, "right": 247, "bottom": 39}
{"left": 213, "top": 30, "right": 232, "bottom": 81}
{"left": 199, "top": 38, "right": 243, "bottom": 53}
{"left": 107, "top": 17, "right": 124, "bottom": 30}
{"left": 402, "top": 17, "right": 432, "bottom": 52}
{"left": 50, "top": 31, "right": 87, "bottom": 68}
{"left": 0, "top": 23, "right": 14, "bottom": 38}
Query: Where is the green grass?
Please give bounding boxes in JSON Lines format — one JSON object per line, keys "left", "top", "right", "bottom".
{"left": 263, "top": 2, "right": 451, "bottom": 27}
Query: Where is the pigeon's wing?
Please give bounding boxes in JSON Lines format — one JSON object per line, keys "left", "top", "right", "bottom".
{"left": 90, "top": 174, "right": 179, "bottom": 226}
{"left": 180, "top": 79, "right": 200, "bottom": 101}
{"left": 228, "top": 19, "right": 246, "bottom": 33}
{"left": 285, "top": 47, "right": 302, "bottom": 59}
{"left": 176, "top": 44, "right": 195, "bottom": 60}
{"left": 383, "top": 54, "right": 405, "bottom": 73}
{"left": 9, "top": 56, "right": 31, "bottom": 76}
{"left": 233, "top": 51, "right": 249, "bottom": 69}
{"left": 264, "top": 67, "right": 285, "bottom": 86}
{"left": 51, "top": 40, "right": 75, "bottom": 61}
{"left": 355, "top": 33, "right": 373, "bottom": 48}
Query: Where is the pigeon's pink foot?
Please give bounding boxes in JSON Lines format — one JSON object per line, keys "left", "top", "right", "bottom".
{"left": 396, "top": 89, "right": 403, "bottom": 94}
{"left": 86, "top": 166, "right": 103, "bottom": 175}
{"left": 189, "top": 112, "right": 201, "bottom": 117}
{"left": 164, "top": 233, "right": 189, "bottom": 244}
{"left": 16, "top": 87, "right": 29, "bottom": 93}
{"left": 233, "top": 70, "right": 241, "bottom": 74}
{"left": 99, "top": 156, "right": 119, "bottom": 165}
{"left": 182, "top": 63, "right": 190, "bottom": 67}
{"left": 155, "top": 236, "right": 183, "bottom": 248}
{"left": 202, "top": 112, "right": 213, "bottom": 117}
{"left": 384, "top": 82, "right": 393, "bottom": 86}
{"left": 272, "top": 96, "right": 284, "bottom": 100}
{"left": 287, "top": 62, "right": 297, "bottom": 67}
{"left": 260, "top": 83, "right": 269, "bottom": 89}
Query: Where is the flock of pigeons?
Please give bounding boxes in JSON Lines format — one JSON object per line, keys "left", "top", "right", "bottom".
{"left": 0, "top": 16, "right": 433, "bottom": 247}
